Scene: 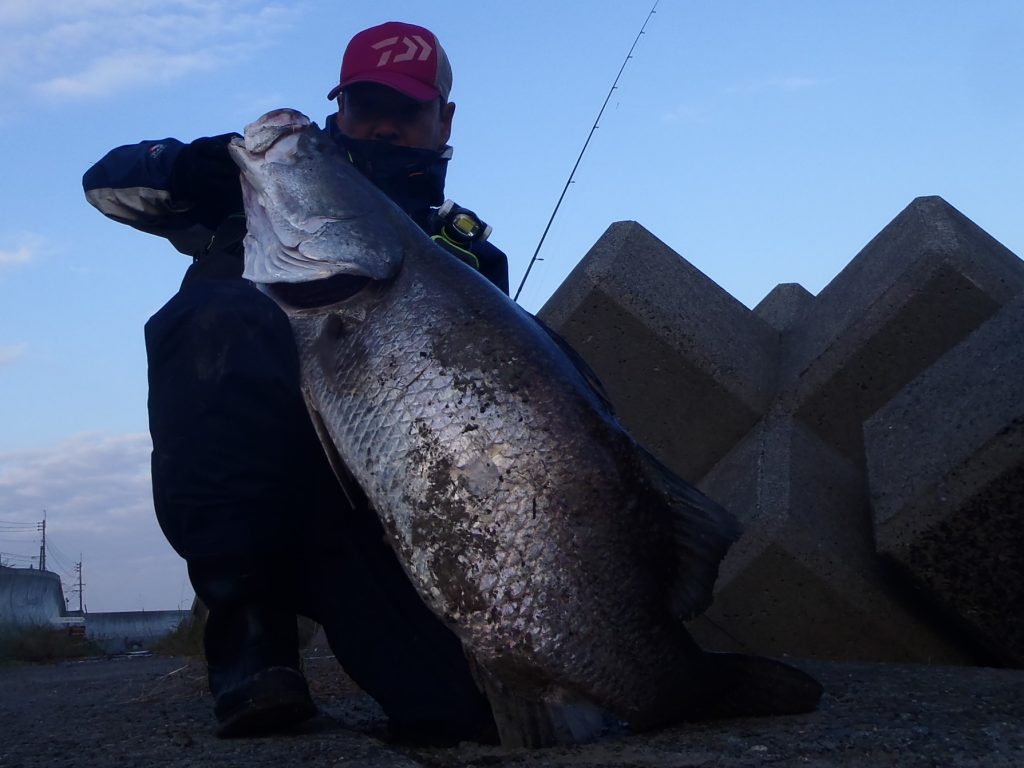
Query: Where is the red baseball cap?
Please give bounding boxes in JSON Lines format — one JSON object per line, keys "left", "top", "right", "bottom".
{"left": 327, "top": 21, "right": 452, "bottom": 103}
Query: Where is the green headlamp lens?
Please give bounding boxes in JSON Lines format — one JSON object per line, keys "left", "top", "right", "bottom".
{"left": 451, "top": 213, "right": 480, "bottom": 238}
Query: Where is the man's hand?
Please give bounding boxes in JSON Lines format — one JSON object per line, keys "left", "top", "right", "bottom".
{"left": 170, "top": 133, "right": 244, "bottom": 230}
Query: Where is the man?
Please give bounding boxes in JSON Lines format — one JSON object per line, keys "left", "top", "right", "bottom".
{"left": 83, "top": 21, "right": 503, "bottom": 743}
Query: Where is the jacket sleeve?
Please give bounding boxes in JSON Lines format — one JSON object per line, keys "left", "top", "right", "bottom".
{"left": 82, "top": 139, "right": 213, "bottom": 257}
{"left": 471, "top": 240, "right": 510, "bottom": 296}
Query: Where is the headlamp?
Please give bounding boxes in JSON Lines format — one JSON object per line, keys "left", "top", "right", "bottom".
{"left": 437, "top": 199, "right": 492, "bottom": 246}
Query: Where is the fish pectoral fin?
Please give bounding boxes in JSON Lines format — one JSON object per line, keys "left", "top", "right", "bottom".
{"left": 477, "top": 667, "right": 622, "bottom": 748}
{"left": 637, "top": 446, "right": 742, "bottom": 622}
{"left": 302, "top": 397, "right": 367, "bottom": 511}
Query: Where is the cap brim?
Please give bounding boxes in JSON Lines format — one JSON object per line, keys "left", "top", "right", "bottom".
{"left": 326, "top": 72, "right": 440, "bottom": 102}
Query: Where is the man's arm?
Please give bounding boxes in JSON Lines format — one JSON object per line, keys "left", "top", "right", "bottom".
{"left": 471, "top": 240, "right": 510, "bottom": 296}
{"left": 82, "top": 134, "right": 242, "bottom": 257}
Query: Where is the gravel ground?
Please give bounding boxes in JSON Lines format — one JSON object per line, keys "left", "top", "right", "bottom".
{"left": 1, "top": 644, "right": 1022, "bottom": 768}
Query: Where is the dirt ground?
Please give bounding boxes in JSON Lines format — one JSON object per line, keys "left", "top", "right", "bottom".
{"left": 1, "top": 641, "right": 1022, "bottom": 768}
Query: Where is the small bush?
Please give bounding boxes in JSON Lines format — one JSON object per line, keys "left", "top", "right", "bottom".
{"left": 151, "top": 616, "right": 205, "bottom": 657}
{"left": 0, "top": 625, "right": 104, "bottom": 664}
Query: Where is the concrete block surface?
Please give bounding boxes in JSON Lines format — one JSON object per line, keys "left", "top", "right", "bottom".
{"left": 753, "top": 282, "right": 815, "bottom": 333}
{"left": 0, "top": 567, "right": 65, "bottom": 627}
{"left": 865, "top": 293, "right": 1024, "bottom": 665}
{"left": 86, "top": 609, "right": 191, "bottom": 653}
{"left": 535, "top": 198, "right": 1022, "bottom": 667}
{"left": 693, "top": 410, "right": 973, "bottom": 663}
{"left": 784, "top": 196, "right": 1024, "bottom": 463}
{"left": 538, "top": 221, "right": 779, "bottom": 478}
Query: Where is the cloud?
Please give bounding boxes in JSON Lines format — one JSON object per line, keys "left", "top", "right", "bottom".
{"left": 662, "top": 105, "right": 709, "bottom": 125}
{"left": 0, "top": 1, "right": 170, "bottom": 25}
{"left": 727, "top": 76, "right": 821, "bottom": 95}
{"left": 37, "top": 51, "right": 220, "bottom": 100}
{"left": 0, "top": 343, "right": 28, "bottom": 366}
{"left": 0, "top": 432, "right": 192, "bottom": 612}
{"left": 0, "top": 433, "right": 153, "bottom": 535}
{"left": 0, "top": 1, "right": 298, "bottom": 103}
{"left": 0, "top": 232, "right": 45, "bottom": 269}
{"left": 773, "top": 77, "right": 819, "bottom": 91}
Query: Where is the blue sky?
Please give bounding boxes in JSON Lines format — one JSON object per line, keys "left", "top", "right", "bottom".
{"left": 1, "top": 0, "right": 1021, "bottom": 611}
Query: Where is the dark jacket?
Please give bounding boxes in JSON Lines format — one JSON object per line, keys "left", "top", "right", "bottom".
{"left": 82, "top": 115, "right": 510, "bottom": 294}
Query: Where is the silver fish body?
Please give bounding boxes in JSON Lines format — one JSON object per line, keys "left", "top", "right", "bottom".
{"left": 228, "top": 109, "right": 821, "bottom": 746}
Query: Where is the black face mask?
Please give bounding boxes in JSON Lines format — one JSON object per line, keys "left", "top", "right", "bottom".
{"left": 332, "top": 134, "right": 449, "bottom": 227}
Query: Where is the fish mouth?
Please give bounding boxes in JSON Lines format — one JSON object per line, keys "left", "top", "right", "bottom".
{"left": 241, "top": 108, "right": 312, "bottom": 154}
{"left": 262, "top": 272, "right": 376, "bottom": 311}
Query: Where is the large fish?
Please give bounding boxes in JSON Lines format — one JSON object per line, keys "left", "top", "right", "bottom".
{"left": 228, "top": 109, "right": 822, "bottom": 747}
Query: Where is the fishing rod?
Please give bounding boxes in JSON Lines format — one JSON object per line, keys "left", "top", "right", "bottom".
{"left": 513, "top": 0, "right": 660, "bottom": 303}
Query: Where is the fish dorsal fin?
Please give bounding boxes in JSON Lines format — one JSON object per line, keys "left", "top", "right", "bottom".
{"left": 637, "top": 446, "right": 741, "bottom": 622}
{"left": 530, "top": 314, "right": 617, "bottom": 413}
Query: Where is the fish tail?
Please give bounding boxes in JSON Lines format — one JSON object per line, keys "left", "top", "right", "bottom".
{"left": 691, "top": 652, "right": 823, "bottom": 719}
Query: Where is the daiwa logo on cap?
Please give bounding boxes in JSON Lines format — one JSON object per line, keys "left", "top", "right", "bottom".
{"left": 371, "top": 34, "right": 433, "bottom": 67}
{"left": 327, "top": 21, "right": 452, "bottom": 103}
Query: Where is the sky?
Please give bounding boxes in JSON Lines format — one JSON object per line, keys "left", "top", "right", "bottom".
{"left": 0, "top": 0, "right": 1021, "bottom": 612}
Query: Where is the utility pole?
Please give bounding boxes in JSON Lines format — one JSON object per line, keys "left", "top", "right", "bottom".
{"left": 76, "top": 558, "right": 83, "bottom": 613}
{"left": 37, "top": 513, "right": 46, "bottom": 572}
{"left": 68, "top": 559, "right": 85, "bottom": 614}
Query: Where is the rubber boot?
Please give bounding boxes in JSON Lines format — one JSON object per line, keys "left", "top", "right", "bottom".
{"left": 189, "top": 564, "right": 317, "bottom": 738}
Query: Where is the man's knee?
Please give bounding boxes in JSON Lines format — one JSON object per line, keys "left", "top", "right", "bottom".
{"left": 144, "top": 276, "right": 320, "bottom": 557}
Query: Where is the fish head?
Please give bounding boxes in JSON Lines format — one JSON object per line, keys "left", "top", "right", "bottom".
{"left": 228, "top": 108, "right": 410, "bottom": 291}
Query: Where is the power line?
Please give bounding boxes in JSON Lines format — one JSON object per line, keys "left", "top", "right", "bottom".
{"left": 46, "top": 539, "right": 76, "bottom": 574}
{"left": 0, "top": 514, "right": 86, "bottom": 608}
{"left": 0, "top": 514, "right": 79, "bottom": 580}
{"left": 0, "top": 517, "right": 43, "bottom": 568}
{"left": 0, "top": 551, "right": 37, "bottom": 562}
{"left": 65, "top": 560, "right": 85, "bottom": 613}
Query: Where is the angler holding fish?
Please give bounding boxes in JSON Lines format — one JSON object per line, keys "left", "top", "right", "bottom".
{"left": 84, "top": 20, "right": 821, "bottom": 749}
{"left": 83, "top": 22, "right": 505, "bottom": 743}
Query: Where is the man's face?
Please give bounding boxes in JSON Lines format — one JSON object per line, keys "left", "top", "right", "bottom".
{"left": 335, "top": 83, "right": 455, "bottom": 150}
